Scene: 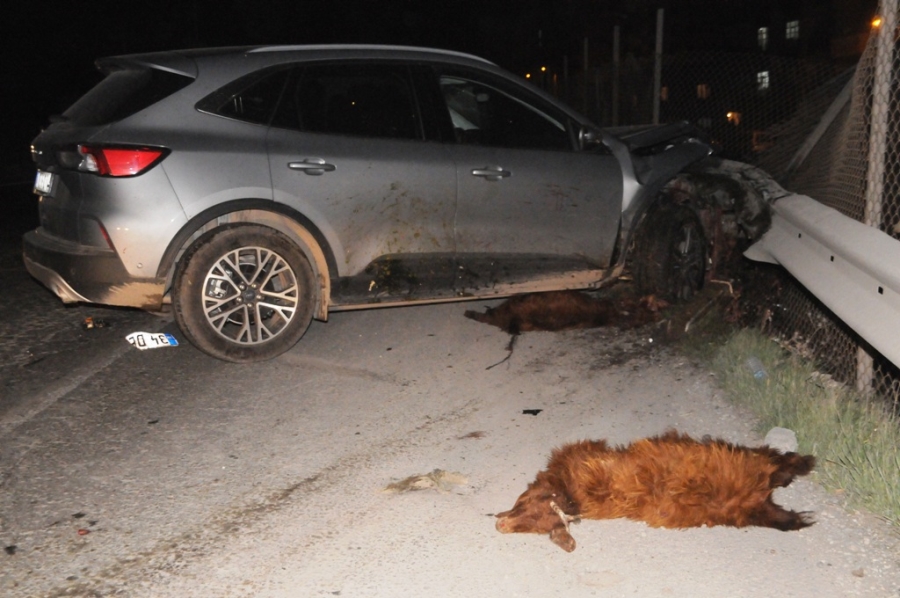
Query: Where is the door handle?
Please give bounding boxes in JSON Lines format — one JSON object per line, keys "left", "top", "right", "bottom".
{"left": 471, "top": 166, "right": 511, "bottom": 181}
{"left": 288, "top": 159, "right": 336, "bottom": 175}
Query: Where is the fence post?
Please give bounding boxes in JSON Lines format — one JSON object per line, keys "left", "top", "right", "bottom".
{"left": 613, "top": 25, "right": 620, "bottom": 126}
{"left": 866, "top": 2, "right": 894, "bottom": 231}
{"left": 653, "top": 8, "right": 664, "bottom": 124}
{"left": 583, "top": 37, "right": 589, "bottom": 116}
{"left": 858, "top": 0, "right": 897, "bottom": 394}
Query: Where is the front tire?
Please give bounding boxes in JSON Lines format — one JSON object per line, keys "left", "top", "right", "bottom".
{"left": 632, "top": 203, "right": 707, "bottom": 301}
{"left": 173, "top": 225, "right": 317, "bottom": 362}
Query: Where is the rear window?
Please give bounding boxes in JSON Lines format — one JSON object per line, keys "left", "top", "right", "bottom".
{"left": 63, "top": 67, "right": 194, "bottom": 126}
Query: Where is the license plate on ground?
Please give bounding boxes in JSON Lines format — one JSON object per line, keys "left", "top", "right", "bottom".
{"left": 33, "top": 170, "right": 54, "bottom": 196}
{"left": 126, "top": 332, "right": 180, "bottom": 350}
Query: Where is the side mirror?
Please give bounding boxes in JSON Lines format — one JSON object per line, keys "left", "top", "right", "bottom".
{"left": 578, "top": 126, "right": 603, "bottom": 150}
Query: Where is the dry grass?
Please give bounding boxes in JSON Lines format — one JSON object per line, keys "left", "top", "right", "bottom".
{"left": 708, "top": 328, "right": 900, "bottom": 526}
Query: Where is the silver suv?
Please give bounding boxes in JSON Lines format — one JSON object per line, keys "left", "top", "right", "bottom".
{"left": 26, "top": 45, "right": 713, "bottom": 362}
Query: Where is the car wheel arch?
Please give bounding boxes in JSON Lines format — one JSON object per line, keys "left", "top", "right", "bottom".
{"left": 612, "top": 178, "right": 683, "bottom": 270}
{"left": 616, "top": 167, "right": 733, "bottom": 269}
{"left": 621, "top": 162, "right": 770, "bottom": 299}
{"left": 629, "top": 201, "right": 709, "bottom": 301}
{"left": 159, "top": 201, "right": 336, "bottom": 320}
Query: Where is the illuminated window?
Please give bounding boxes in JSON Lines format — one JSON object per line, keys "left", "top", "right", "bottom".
{"left": 758, "top": 27, "right": 768, "bottom": 50}
{"left": 697, "top": 83, "right": 710, "bottom": 99}
{"left": 786, "top": 20, "right": 799, "bottom": 39}
{"left": 660, "top": 86, "right": 669, "bottom": 101}
{"left": 726, "top": 111, "right": 741, "bottom": 125}
{"left": 757, "top": 71, "right": 770, "bottom": 90}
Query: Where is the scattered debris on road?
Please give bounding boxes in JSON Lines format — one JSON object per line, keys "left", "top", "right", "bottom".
{"left": 382, "top": 469, "right": 468, "bottom": 494}
{"left": 82, "top": 316, "right": 108, "bottom": 330}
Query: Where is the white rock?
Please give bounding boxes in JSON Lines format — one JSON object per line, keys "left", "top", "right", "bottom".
{"left": 765, "top": 427, "right": 799, "bottom": 453}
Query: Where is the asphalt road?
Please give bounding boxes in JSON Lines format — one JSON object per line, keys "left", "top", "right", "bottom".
{"left": 1, "top": 232, "right": 899, "bottom": 597}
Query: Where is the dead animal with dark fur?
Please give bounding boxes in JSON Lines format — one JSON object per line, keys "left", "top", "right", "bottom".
{"left": 464, "top": 290, "right": 665, "bottom": 335}
{"left": 495, "top": 430, "right": 815, "bottom": 552}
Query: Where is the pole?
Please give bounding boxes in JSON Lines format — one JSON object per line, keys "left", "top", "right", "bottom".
{"left": 865, "top": 1, "right": 894, "bottom": 232}
{"left": 612, "top": 25, "right": 620, "bottom": 126}
{"left": 858, "top": 0, "right": 897, "bottom": 394}
{"left": 583, "top": 37, "right": 589, "bottom": 115}
{"left": 653, "top": 8, "right": 664, "bottom": 124}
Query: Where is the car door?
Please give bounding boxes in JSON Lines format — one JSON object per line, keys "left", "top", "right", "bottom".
{"left": 436, "top": 68, "right": 623, "bottom": 284}
{"left": 267, "top": 62, "right": 457, "bottom": 286}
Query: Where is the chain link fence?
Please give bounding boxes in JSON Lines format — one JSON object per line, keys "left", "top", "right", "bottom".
{"left": 566, "top": 50, "right": 842, "bottom": 162}
{"left": 562, "top": 3, "right": 900, "bottom": 408}
{"left": 761, "top": 3, "right": 900, "bottom": 408}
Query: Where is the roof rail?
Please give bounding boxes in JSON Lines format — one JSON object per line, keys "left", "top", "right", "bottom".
{"left": 246, "top": 44, "right": 494, "bottom": 65}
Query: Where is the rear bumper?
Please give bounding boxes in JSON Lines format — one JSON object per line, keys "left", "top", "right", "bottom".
{"left": 23, "top": 228, "right": 166, "bottom": 311}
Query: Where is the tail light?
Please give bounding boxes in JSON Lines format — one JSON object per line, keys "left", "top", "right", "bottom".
{"left": 59, "top": 145, "right": 169, "bottom": 177}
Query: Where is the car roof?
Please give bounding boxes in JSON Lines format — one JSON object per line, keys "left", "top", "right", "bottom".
{"left": 248, "top": 44, "right": 495, "bottom": 65}
{"left": 98, "top": 44, "right": 497, "bottom": 79}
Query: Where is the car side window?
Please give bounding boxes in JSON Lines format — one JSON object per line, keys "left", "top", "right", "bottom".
{"left": 273, "top": 64, "right": 421, "bottom": 140}
{"left": 439, "top": 75, "right": 570, "bottom": 151}
{"left": 196, "top": 67, "right": 290, "bottom": 125}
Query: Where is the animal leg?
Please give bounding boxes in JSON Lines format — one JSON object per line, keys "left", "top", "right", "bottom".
{"left": 769, "top": 453, "right": 816, "bottom": 487}
{"left": 748, "top": 498, "right": 815, "bottom": 531}
{"left": 549, "top": 526, "right": 577, "bottom": 552}
{"left": 486, "top": 333, "right": 518, "bottom": 370}
{"left": 548, "top": 500, "right": 580, "bottom": 552}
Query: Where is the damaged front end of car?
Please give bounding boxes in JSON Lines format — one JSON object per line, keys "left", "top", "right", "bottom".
{"left": 598, "top": 121, "right": 785, "bottom": 297}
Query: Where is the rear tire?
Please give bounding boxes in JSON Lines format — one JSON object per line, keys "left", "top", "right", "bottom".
{"left": 173, "top": 225, "right": 317, "bottom": 362}
{"left": 632, "top": 204, "right": 707, "bottom": 301}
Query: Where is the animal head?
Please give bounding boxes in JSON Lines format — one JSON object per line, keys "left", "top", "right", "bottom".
{"left": 495, "top": 477, "right": 579, "bottom": 552}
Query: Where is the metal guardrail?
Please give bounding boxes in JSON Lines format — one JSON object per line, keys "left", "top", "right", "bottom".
{"left": 745, "top": 193, "right": 900, "bottom": 369}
